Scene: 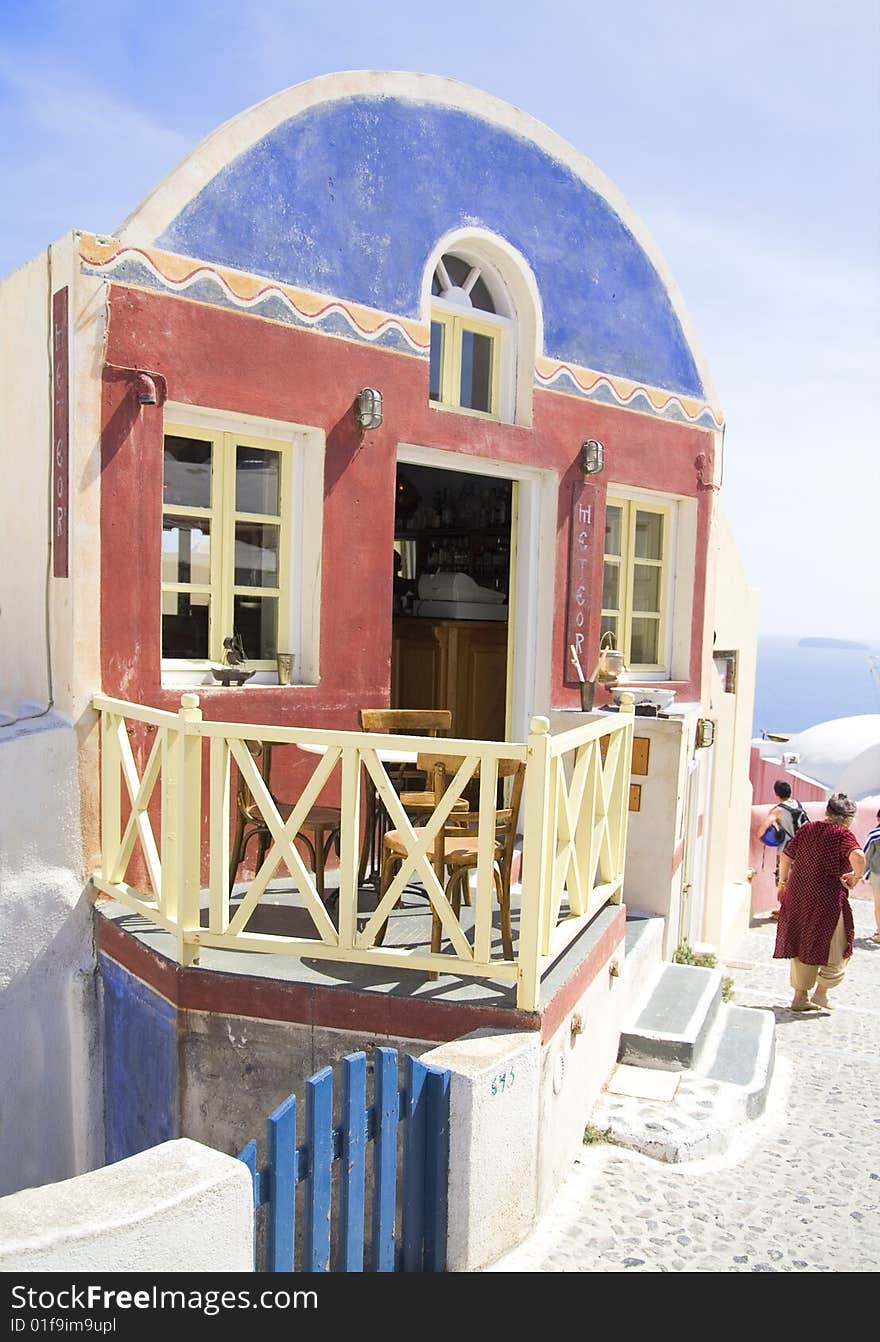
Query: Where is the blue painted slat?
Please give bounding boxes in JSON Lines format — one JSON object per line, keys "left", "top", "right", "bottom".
{"left": 238, "top": 1139, "right": 259, "bottom": 1204}
{"left": 423, "top": 1066, "right": 450, "bottom": 1272}
{"left": 371, "top": 1048, "right": 398, "bottom": 1272}
{"left": 304, "top": 1067, "right": 333, "bottom": 1272}
{"left": 339, "top": 1053, "right": 367, "bottom": 1271}
{"left": 401, "top": 1055, "right": 428, "bottom": 1272}
{"left": 267, "top": 1093, "right": 297, "bottom": 1273}
{"left": 238, "top": 1139, "right": 260, "bottom": 1270}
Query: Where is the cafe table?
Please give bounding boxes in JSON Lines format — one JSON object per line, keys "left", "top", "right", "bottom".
{"left": 297, "top": 741, "right": 419, "bottom": 887}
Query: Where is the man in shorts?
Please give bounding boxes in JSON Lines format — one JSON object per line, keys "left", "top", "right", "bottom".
{"left": 760, "top": 781, "right": 808, "bottom": 920}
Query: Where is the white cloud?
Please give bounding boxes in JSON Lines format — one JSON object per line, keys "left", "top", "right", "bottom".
{"left": 0, "top": 55, "right": 189, "bottom": 161}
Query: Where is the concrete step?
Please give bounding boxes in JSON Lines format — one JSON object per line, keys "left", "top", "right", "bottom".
{"left": 620, "top": 914, "right": 665, "bottom": 1020}
{"left": 592, "top": 976, "right": 776, "bottom": 1162}
{"left": 619, "top": 963, "right": 722, "bottom": 1072}
{"left": 703, "top": 1004, "right": 776, "bottom": 1118}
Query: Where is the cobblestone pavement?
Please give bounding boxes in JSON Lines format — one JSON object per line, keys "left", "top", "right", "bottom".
{"left": 490, "top": 895, "right": 880, "bottom": 1272}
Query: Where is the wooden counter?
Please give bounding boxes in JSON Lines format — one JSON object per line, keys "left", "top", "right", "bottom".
{"left": 391, "top": 617, "right": 508, "bottom": 742}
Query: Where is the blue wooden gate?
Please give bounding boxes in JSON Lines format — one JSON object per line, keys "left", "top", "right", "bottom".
{"left": 239, "top": 1049, "right": 450, "bottom": 1272}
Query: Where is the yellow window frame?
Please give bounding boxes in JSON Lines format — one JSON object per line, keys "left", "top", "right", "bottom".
{"left": 429, "top": 309, "right": 502, "bottom": 419}
{"left": 161, "top": 422, "right": 292, "bottom": 668}
{"left": 602, "top": 496, "right": 671, "bottom": 674}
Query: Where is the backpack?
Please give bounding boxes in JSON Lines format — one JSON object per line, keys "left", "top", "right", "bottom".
{"left": 781, "top": 799, "right": 809, "bottom": 829}
{"left": 778, "top": 794, "right": 810, "bottom": 848}
{"left": 760, "top": 800, "right": 808, "bottom": 848}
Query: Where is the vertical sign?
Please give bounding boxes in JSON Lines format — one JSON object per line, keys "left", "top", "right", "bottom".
{"left": 564, "top": 481, "right": 593, "bottom": 685}
{"left": 52, "top": 286, "right": 70, "bottom": 578}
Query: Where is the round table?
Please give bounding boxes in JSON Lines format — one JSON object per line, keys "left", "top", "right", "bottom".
{"left": 297, "top": 741, "right": 420, "bottom": 886}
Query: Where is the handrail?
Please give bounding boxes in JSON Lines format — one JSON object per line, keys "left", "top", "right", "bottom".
{"left": 91, "top": 693, "right": 183, "bottom": 730}
{"left": 92, "top": 694, "right": 633, "bottom": 1009}
{"left": 195, "top": 719, "right": 529, "bottom": 759}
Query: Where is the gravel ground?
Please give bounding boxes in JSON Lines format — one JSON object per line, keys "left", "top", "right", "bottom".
{"left": 489, "top": 895, "right": 880, "bottom": 1272}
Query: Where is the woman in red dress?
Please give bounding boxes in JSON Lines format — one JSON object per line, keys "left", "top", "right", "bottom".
{"left": 774, "top": 793, "right": 865, "bottom": 1011}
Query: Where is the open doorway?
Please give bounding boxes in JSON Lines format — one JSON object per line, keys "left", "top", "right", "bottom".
{"left": 391, "top": 461, "right": 513, "bottom": 741}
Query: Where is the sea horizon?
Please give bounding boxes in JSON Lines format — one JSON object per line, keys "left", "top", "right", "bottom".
{"left": 752, "top": 634, "right": 880, "bottom": 737}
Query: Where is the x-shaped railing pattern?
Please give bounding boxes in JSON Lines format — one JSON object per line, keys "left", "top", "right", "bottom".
{"left": 93, "top": 694, "right": 633, "bottom": 1009}
{"left": 357, "top": 750, "right": 484, "bottom": 960}
{"left": 103, "top": 711, "right": 164, "bottom": 905}
{"left": 540, "top": 720, "right": 630, "bottom": 959}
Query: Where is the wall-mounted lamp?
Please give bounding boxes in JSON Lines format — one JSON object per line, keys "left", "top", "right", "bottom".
{"left": 134, "top": 373, "right": 158, "bottom": 405}
{"left": 355, "top": 387, "right": 383, "bottom": 431}
{"left": 695, "top": 451, "right": 718, "bottom": 492}
{"left": 695, "top": 718, "right": 716, "bottom": 749}
{"left": 581, "top": 439, "right": 605, "bottom": 475}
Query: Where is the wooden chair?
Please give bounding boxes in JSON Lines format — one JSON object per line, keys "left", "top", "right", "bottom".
{"left": 378, "top": 751, "right": 525, "bottom": 960}
{"left": 358, "top": 708, "right": 451, "bottom": 785}
{"left": 229, "top": 742, "right": 342, "bottom": 903}
{"left": 357, "top": 708, "right": 465, "bottom": 882}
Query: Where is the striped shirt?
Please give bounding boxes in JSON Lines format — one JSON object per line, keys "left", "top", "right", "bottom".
{"left": 864, "top": 825, "right": 880, "bottom": 878}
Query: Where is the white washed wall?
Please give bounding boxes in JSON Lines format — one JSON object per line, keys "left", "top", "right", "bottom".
{"left": 0, "top": 720, "right": 101, "bottom": 1195}
{"left": 0, "top": 1139, "right": 252, "bottom": 1271}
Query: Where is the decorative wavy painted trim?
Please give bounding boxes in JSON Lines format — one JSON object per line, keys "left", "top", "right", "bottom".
{"left": 535, "top": 357, "right": 723, "bottom": 429}
{"left": 78, "top": 233, "right": 430, "bottom": 356}
{"left": 78, "top": 234, "right": 722, "bottom": 427}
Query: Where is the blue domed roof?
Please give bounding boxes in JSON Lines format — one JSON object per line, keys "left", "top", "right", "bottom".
{"left": 123, "top": 76, "right": 710, "bottom": 400}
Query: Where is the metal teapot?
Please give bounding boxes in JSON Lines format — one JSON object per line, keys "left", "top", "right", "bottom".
{"left": 594, "top": 631, "right": 626, "bottom": 684}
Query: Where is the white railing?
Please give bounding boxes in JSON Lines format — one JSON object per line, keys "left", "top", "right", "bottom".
{"left": 92, "top": 694, "right": 633, "bottom": 1010}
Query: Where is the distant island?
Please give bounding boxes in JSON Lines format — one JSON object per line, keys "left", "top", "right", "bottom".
{"left": 799, "top": 637, "right": 869, "bottom": 651}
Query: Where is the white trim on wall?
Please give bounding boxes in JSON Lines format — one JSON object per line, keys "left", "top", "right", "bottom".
{"left": 422, "top": 228, "right": 543, "bottom": 427}
{"left": 604, "top": 482, "right": 697, "bottom": 684}
{"left": 396, "top": 442, "right": 556, "bottom": 741}
{"left": 162, "top": 401, "right": 324, "bottom": 687}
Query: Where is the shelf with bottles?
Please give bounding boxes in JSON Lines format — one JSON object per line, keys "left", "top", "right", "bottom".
{"left": 393, "top": 530, "right": 509, "bottom": 595}
{"left": 394, "top": 525, "right": 509, "bottom": 540}
{"left": 394, "top": 474, "right": 513, "bottom": 597}
{"left": 396, "top": 480, "right": 512, "bottom": 534}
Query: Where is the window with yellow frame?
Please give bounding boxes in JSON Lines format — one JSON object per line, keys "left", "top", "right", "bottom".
{"left": 429, "top": 254, "right": 507, "bottom": 418}
{"left": 601, "top": 497, "right": 671, "bottom": 673}
{"left": 161, "top": 423, "right": 292, "bottom": 667}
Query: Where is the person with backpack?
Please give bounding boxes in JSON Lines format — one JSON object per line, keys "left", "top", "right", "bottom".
{"left": 760, "top": 780, "right": 810, "bottom": 919}
{"left": 863, "top": 808, "right": 880, "bottom": 943}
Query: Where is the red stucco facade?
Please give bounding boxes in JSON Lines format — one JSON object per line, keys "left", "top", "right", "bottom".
{"left": 98, "top": 283, "right": 715, "bottom": 846}
{"left": 101, "top": 284, "right": 714, "bottom": 723}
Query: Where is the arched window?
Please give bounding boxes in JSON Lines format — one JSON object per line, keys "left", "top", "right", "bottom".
{"left": 429, "top": 252, "right": 513, "bottom": 419}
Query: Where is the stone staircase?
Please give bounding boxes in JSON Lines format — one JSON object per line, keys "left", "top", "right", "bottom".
{"left": 591, "top": 915, "right": 776, "bottom": 1162}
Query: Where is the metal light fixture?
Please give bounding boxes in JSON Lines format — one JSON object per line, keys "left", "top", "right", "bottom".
{"left": 135, "top": 372, "right": 158, "bottom": 405}
{"left": 695, "top": 718, "right": 716, "bottom": 749}
{"left": 355, "top": 387, "right": 383, "bottom": 431}
{"left": 581, "top": 439, "right": 604, "bottom": 475}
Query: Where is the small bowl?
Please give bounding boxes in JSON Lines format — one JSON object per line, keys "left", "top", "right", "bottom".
{"left": 610, "top": 684, "right": 676, "bottom": 711}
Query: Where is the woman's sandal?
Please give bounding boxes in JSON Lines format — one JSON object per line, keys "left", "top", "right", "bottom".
{"left": 809, "top": 997, "right": 832, "bottom": 1011}
{"left": 790, "top": 1001, "right": 822, "bottom": 1012}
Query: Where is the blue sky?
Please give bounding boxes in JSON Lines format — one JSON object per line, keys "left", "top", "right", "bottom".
{"left": 2, "top": 0, "right": 878, "bottom": 640}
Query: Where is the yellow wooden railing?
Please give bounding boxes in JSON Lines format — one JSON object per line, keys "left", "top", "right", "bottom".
{"left": 92, "top": 693, "right": 633, "bottom": 1010}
